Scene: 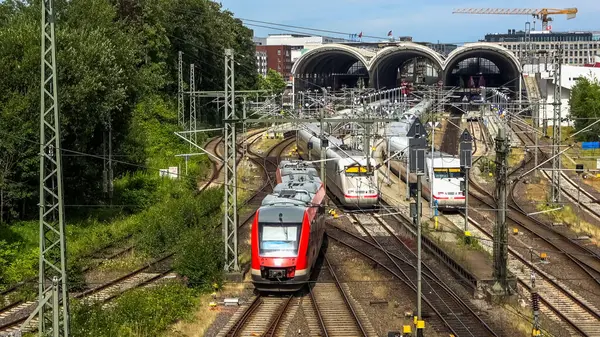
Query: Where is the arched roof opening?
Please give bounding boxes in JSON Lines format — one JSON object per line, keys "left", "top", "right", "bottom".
{"left": 444, "top": 43, "right": 521, "bottom": 97}
{"left": 292, "top": 44, "right": 371, "bottom": 91}
{"left": 370, "top": 44, "right": 444, "bottom": 89}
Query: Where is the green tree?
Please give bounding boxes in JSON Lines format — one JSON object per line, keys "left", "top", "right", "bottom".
{"left": 0, "top": 0, "right": 259, "bottom": 221}
{"left": 258, "top": 68, "right": 287, "bottom": 96}
{"left": 569, "top": 76, "right": 600, "bottom": 141}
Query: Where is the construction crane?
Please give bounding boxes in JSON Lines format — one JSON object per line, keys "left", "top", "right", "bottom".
{"left": 452, "top": 8, "right": 578, "bottom": 31}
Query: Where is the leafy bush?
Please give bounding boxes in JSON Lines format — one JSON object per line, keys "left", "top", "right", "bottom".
{"left": 136, "top": 186, "right": 223, "bottom": 256}
{"left": 113, "top": 172, "right": 161, "bottom": 213}
{"left": 0, "top": 240, "right": 37, "bottom": 292}
{"left": 70, "top": 281, "right": 197, "bottom": 337}
{"left": 174, "top": 226, "right": 224, "bottom": 290}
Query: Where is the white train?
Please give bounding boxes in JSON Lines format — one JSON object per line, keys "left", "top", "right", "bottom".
{"left": 424, "top": 153, "right": 465, "bottom": 209}
{"left": 385, "top": 100, "right": 466, "bottom": 209}
{"left": 297, "top": 124, "right": 379, "bottom": 208}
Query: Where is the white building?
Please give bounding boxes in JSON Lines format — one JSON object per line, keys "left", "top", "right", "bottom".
{"left": 527, "top": 62, "right": 600, "bottom": 125}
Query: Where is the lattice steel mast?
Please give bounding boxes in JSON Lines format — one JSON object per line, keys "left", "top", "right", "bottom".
{"left": 189, "top": 64, "right": 197, "bottom": 147}
{"left": 551, "top": 51, "right": 562, "bottom": 203}
{"left": 34, "top": 0, "right": 70, "bottom": 334}
{"left": 178, "top": 51, "right": 185, "bottom": 127}
{"left": 223, "top": 49, "right": 239, "bottom": 272}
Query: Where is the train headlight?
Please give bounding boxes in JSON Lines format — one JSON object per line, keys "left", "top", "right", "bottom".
{"left": 273, "top": 258, "right": 283, "bottom": 267}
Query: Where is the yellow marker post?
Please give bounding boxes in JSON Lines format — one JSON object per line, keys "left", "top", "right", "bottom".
{"left": 413, "top": 316, "right": 418, "bottom": 325}
{"left": 417, "top": 320, "right": 425, "bottom": 336}
{"left": 464, "top": 231, "right": 472, "bottom": 245}
{"left": 434, "top": 216, "right": 439, "bottom": 230}
{"left": 513, "top": 228, "right": 519, "bottom": 235}
{"left": 403, "top": 325, "right": 412, "bottom": 334}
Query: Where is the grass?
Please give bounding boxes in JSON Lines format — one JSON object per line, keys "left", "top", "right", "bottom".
{"left": 164, "top": 282, "right": 246, "bottom": 337}
{"left": 97, "top": 250, "right": 148, "bottom": 273}
{"left": 70, "top": 281, "right": 198, "bottom": 337}
{"left": 252, "top": 135, "right": 282, "bottom": 153}
{"left": 525, "top": 179, "right": 599, "bottom": 246}
{"left": 508, "top": 147, "right": 525, "bottom": 167}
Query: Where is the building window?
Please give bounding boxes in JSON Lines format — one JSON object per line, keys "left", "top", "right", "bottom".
{"left": 277, "top": 50, "right": 281, "bottom": 55}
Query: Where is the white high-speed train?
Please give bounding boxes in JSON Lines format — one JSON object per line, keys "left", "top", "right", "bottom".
{"left": 297, "top": 124, "right": 379, "bottom": 207}
{"left": 385, "top": 100, "right": 466, "bottom": 209}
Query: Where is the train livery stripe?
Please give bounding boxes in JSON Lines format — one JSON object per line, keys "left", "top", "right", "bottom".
{"left": 344, "top": 194, "right": 379, "bottom": 199}
{"left": 433, "top": 195, "right": 466, "bottom": 200}
{"left": 250, "top": 268, "right": 308, "bottom": 276}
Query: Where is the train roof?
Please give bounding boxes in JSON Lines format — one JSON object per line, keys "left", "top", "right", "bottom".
{"left": 279, "top": 160, "right": 319, "bottom": 179}
{"left": 262, "top": 175, "right": 322, "bottom": 207}
{"left": 257, "top": 205, "right": 306, "bottom": 224}
{"left": 299, "top": 124, "right": 374, "bottom": 162}
{"left": 279, "top": 160, "right": 315, "bottom": 170}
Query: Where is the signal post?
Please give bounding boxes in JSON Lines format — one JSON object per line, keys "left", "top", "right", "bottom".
{"left": 408, "top": 117, "right": 428, "bottom": 337}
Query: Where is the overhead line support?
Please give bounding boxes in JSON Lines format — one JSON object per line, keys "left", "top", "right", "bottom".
{"left": 30, "top": 0, "right": 71, "bottom": 335}
{"left": 223, "top": 48, "right": 239, "bottom": 273}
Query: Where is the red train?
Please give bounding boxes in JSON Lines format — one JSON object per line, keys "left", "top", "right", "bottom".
{"left": 251, "top": 161, "right": 326, "bottom": 292}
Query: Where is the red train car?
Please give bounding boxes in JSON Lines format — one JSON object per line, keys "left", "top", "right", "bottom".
{"left": 251, "top": 166, "right": 326, "bottom": 292}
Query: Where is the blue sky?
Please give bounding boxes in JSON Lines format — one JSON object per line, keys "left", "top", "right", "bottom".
{"left": 218, "top": 1, "right": 600, "bottom": 43}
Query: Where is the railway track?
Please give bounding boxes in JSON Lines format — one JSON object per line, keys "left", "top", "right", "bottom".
{"left": 541, "top": 169, "right": 600, "bottom": 222}
{"left": 217, "top": 294, "right": 298, "bottom": 337}
{"left": 327, "top": 212, "right": 499, "bottom": 337}
{"left": 469, "top": 119, "right": 490, "bottom": 164}
{"left": 218, "top": 253, "right": 374, "bottom": 337}
{"left": 440, "top": 111, "right": 461, "bottom": 156}
{"left": 465, "top": 215, "right": 600, "bottom": 337}
{"left": 511, "top": 121, "right": 600, "bottom": 224}
{"left": 0, "top": 254, "right": 175, "bottom": 334}
{"left": 469, "top": 178, "right": 600, "bottom": 284}
{"left": 0, "top": 130, "right": 269, "bottom": 335}
{"left": 308, "top": 256, "right": 375, "bottom": 337}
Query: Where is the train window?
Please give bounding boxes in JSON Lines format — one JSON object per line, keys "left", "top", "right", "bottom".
{"left": 433, "top": 168, "right": 448, "bottom": 179}
{"left": 345, "top": 165, "right": 370, "bottom": 176}
{"left": 448, "top": 168, "right": 462, "bottom": 179}
{"left": 259, "top": 223, "right": 302, "bottom": 257}
{"left": 433, "top": 168, "right": 462, "bottom": 179}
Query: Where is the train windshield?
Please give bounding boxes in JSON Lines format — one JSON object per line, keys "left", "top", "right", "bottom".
{"left": 433, "top": 168, "right": 462, "bottom": 179}
{"left": 259, "top": 223, "right": 302, "bottom": 257}
{"left": 345, "top": 165, "right": 371, "bottom": 176}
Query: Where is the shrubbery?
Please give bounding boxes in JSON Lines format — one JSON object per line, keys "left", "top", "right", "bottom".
{"left": 70, "top": 281, "right": 197, "bottom": 337}
{"left": 174, "top": 227, "right": 224, "bottom": 290}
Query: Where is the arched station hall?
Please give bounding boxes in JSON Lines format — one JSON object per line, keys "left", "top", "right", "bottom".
{"left": 291, "top": 42, "right": 522, "bottom": 99}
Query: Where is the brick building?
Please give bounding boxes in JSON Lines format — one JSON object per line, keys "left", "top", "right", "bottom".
{"left": 255, "top": 45, "right": 293, "bottom": 78}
